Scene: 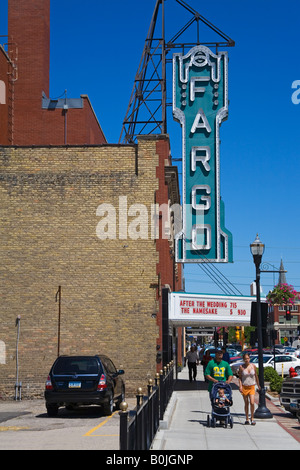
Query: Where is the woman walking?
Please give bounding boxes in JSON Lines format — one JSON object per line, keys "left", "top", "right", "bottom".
{"left": 238, "top": 353, "right": 260, "bottom": 425}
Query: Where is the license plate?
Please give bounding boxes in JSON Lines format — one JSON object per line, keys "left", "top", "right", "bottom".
{"left": 290, "top": 402, "right": 298, "bottom": 409}
{"left": 68, "top": 381, "right": 81, "bottom": 388}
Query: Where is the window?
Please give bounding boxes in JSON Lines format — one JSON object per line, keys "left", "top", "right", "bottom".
{"left": 0, "top": 81, "right": 6, "bottom": 104}
{"left": 53, "top": 357, "right": 99, "bottom": 375}
{"left": 279, "top": 315, "right": 299, "bottom": 324}
{"left": 282, "top": 356, "right": 292, "bottom": 363}
{"left": 279, "top": 305, "right": 298, "bottom": 312}
{"left": 101, "top": 357, "right": 117, "bottom": 375}
{"left": 0, "top": 341, "right": 5, "bottom": 364}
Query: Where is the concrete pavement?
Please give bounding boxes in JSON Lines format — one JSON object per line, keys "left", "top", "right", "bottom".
{"left": 152, "top": 365, "right": 300, "bottom": 450}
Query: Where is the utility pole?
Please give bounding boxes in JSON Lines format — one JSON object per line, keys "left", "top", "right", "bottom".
{"left": 55, "top": 286, "right": 61, "bottom": 357}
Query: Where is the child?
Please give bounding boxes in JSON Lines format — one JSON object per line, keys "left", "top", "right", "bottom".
{"left": 215, "top": 388, "right": 231, "bottom": 408}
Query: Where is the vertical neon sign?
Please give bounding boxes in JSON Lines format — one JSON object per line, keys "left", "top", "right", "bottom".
{"left": 173, "top": 45, "right": 233, "bottom": 263}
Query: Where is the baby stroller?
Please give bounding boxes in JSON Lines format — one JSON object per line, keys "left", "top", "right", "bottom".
{"left": 207, "top": 382, "right": 233, "bottom": 428}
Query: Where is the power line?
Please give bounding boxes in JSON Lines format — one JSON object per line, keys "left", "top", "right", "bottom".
{"left": 197, "top": 259, "right": 243, "bottom": 296}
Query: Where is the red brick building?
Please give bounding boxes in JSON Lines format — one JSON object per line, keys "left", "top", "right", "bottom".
{"left": 270, "top": 300, "right": 300, "bottom": 346}
{"left": 0, "top": 0, "right": 106, "bottom": 145}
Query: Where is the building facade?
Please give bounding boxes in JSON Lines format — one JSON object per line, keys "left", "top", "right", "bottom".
{"left": 0, "top": 0, "right": 106, "bottom": 145}
{"left": 0, "top": 136, "right": 183, "bottom": 398}
{"left": 0, "top": 1, "right": 184, "bottom": 399}
{"left": 270, "top": 300, "right": 300, "bottom": 346}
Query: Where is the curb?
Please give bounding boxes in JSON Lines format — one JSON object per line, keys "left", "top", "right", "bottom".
{"left": 159, "top": 392, "right": 178, "bottom": 429}
{"left": 151, "top": 392, "right": 178, "bottom": 450}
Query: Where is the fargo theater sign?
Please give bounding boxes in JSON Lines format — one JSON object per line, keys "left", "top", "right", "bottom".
{"left": 169, "top": 292, "right": 253, "bottom": 327}
{"left": 173, "top": 45, "right": 233, "bottom": 263}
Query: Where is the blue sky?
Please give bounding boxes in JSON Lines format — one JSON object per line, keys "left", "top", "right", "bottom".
{"left": 1, "top": 0, "right": 300, "bottom": 296}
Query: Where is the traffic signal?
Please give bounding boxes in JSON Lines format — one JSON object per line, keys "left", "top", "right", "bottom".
{"left": 223, "top": 331, "right": 228, "bottom": 345}
{"left": 241, "top": 329, "right": 245, "bottom": 342}
{"left": 285, "top": 307, "right": 291, "bottom": 321}
{"left": 271, "top": 329, "right": 278, "bottom": 341}
{"left": 250, "top": 302, "right": 268, "bottom": 327}
{"left": 235, "top": 327, "right": 240, "bottom": 341}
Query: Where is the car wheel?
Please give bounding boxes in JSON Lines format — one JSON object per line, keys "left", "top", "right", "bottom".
{"left": 116, "top": 386, "right": 125, "bottom": 410}
{"left": 103, "top": 394, "right": 114, "bottom": 416}
{"left": 46, "top": 404, "right": 58, "bottom": 417}
{"left": 294, "top": 366, "right": 300, "bottom": 374}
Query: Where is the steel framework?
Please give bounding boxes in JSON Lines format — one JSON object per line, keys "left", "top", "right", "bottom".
{"left": 119, "top": 0, "right": 234, "bottom": 144}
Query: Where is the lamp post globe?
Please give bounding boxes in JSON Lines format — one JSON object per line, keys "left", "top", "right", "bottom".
{"left": 250, "top": 234, "right": 265, "bottom": 260}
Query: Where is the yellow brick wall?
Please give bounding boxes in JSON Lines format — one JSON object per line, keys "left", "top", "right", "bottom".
{"left": 0, "top": 138, "right": 165, "bottom": 398}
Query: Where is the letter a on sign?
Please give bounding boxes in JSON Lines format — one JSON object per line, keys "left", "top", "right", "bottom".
{"left": 173, "top": 45, "right": 233, "bottom": 263}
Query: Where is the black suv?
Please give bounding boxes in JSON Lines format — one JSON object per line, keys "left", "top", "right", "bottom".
{"left": 45, "top": 355, "right": 125, "bottom": 417}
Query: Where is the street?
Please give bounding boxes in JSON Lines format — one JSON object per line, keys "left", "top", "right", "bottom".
{"left": 0, "top": 398, "right": 136, "bottom": 450}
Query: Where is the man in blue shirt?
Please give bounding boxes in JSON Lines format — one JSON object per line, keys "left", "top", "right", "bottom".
{"left": 221, "top": 346, "right": 230, "bottom": 363}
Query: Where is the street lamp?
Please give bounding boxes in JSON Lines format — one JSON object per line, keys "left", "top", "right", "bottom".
{"left": 250, "top": 234, "right": 273, "bottom": 419}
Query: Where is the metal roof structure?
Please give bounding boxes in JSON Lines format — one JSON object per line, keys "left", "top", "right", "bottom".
{"left": 119, "top": 0, "right": 234, "bottom": 144}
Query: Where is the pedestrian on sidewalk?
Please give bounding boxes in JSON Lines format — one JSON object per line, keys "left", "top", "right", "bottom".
{"left": 201, "top": 349, "right": 211, "bottom": 382}
{"left": 205, "top": 348, "right": 233, "bottom": 396}
{"left": 186, "top": 345, "right": 199, "bottom": 382}
{"left": 238, "top": 352, "right": 260, "bottom": 425}
{"left": 221, "top": 346, "right": 230, "bottom": 363}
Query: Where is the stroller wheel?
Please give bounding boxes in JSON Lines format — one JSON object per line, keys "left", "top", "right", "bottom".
{"left": 207, "top": 416, "right": 211, "bottom": 427}
{"left": 211, "top": 417, "right": 216, "bottom": 428}
{"left": 229, "top": 417, "right": 233, "bottom": 428}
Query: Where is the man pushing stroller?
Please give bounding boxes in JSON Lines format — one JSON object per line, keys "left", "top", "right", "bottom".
{"left": 205, "top": 348, "right": 233, "bottom": 397}
{"left": 205, "top": 348, "right": 234, "bottom": 428}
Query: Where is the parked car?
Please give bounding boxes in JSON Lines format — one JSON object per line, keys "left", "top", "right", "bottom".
{"left": 226, "top": 343, "right": 242, "bottom": 353}
{"left": 226, "top": 348, "right": 240, "bottom": 359}
{"left": 45, "top": 355, "right": 125, "bottom": 417}
{"left": 229, "top": 349, "right": 260, "bottom": 364}
{"left": 231, "top": 356, "right": 258, "bottom": 376}
{"left": 265, "top": 354, "right": 300, "bottom": 375}
{"left": 231, "top": 354, "right": 300, "bottom": 377}
{"left": 199, "top": 346, "right": 239, "bottom": 362}
{"left": 280, "top": 374, "right": 300, "bottom": 418}
{"left": 283, "top": 347, "right": 297, "bottom": 357}
{"left": 230, "top": 348, "right": 282, "bottom": 364}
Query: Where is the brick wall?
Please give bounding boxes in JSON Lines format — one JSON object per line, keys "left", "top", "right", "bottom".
{"left": 0, "top": 135, "right": 181, "bottom": 398}
{"left": 0, "top": 46, "right": 10, "bottom": 144}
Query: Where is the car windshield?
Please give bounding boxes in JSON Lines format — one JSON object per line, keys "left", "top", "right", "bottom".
{"left": 53, "top": 357, "right": 100, "bottom": 375}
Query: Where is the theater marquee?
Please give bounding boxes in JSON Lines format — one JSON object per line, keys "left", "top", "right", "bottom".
{"left": 173, "top": 45, "right": 233, "bottom": 263}
{"left": 169, "top": 292, "right": 255, "bottom": 326}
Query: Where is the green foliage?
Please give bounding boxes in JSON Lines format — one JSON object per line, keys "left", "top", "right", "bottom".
{"left": 264, "top": 366, "right": 278, "bottom": 381}
{"left": 270, "top": 375, "right": 283, "bottom": 393}
{"left": 228, "top": 326, "right": 255, "bottom": 344}
{"left": 260, "top": 366, "right": 284, "bottom": 393}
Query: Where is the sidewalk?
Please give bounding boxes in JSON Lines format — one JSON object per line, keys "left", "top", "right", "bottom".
{"left": 152, "top": 365, "right": 300, "bottom": 450}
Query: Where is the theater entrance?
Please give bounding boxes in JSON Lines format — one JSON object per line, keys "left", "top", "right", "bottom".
{"left": 162, "top": 289, "right": 255, "bottom": 376}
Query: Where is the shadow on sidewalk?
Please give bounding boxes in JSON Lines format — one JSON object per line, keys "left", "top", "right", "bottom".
{"left": 174, "top": 378, "right": 239, "bottom": 392}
